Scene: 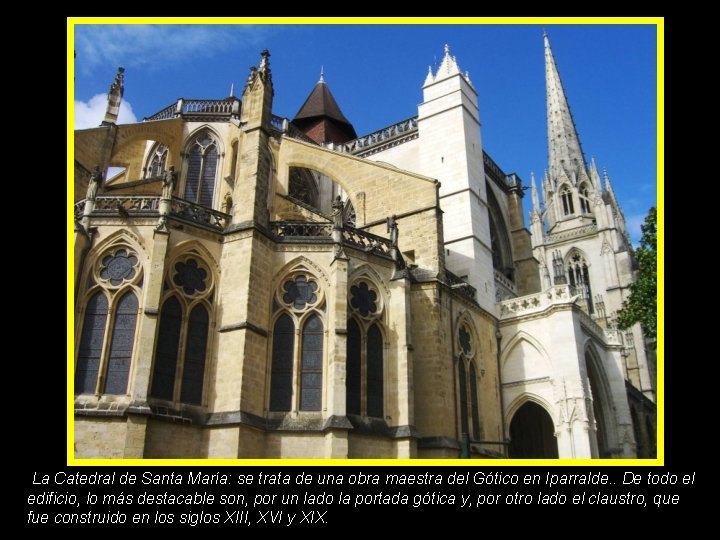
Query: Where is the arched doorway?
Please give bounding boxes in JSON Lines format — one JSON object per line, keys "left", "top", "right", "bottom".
{"left": 509, "top": 402, "right": 558, "bottom": 458}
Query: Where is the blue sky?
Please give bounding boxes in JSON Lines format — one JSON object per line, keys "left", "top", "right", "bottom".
{"left": 73, "top": 22, "right": 658, "bottom": 244}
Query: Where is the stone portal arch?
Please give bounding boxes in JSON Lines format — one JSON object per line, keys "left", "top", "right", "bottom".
{"left": 508, "top": 401, "right": 558, "bottom": 458}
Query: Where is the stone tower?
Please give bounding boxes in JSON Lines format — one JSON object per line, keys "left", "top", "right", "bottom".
{"left": 417, "top": 45, "right": 495, "bottom": 312}
{"left": 530, "top": 34, "right": 655, "bottom": 400}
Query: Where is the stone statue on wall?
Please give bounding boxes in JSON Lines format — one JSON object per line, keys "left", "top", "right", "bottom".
{"left": 332, "top": 196, "right": 344, "bottom": 229}
{"left": 387, "top": 215, "right": 399, "bottom": 246}
{"left": 86, "top": 166, "right": 103, "bottom": 201}
{"left": 162, "top": 166, "right": 177, "bottom": 200}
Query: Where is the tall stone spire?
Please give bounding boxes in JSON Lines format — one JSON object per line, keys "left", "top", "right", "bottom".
{"left": 545, "top": 34, "right": 586, "bottom": 182}
{"left": 102, "top": 67, "right": 125, "bottom": 125}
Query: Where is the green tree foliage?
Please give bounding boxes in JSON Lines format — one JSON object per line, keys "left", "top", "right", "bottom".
{"left": 617, "top": 207, "right": 656, "bottom": 339}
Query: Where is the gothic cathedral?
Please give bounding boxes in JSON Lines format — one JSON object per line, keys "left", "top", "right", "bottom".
{"left": 72, "top": 36, "right": 656, "bottom": 459}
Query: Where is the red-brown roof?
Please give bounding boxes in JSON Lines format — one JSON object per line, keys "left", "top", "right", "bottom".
{"left": 291, "top": 80, "right": 357, "bottom": 143}
{"left": 294, "top": 80, "right": 352, "bottom": 125}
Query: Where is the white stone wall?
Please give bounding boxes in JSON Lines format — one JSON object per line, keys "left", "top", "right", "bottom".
{"left": 499, "top": 299, "right": 635, "bottom": 458}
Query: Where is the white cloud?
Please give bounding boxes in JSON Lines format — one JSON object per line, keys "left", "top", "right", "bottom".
{"left": 626, "top": 214, "right": 645, "bottom": 246}
{"left": 74, "top": 94, "right": 137, "bottom": 129}
{"left": 75, "top": 25, "right": 272, "bottom": 73}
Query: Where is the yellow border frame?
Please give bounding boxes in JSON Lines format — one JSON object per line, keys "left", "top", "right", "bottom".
{"left": 68, "top": 16, "right": 664, "bottom": 466}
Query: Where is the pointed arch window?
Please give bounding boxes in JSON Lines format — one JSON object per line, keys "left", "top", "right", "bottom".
{"left": 180, "top": 304, "right": 210, "bottom": 404}
{"left": 567, "top": 252, "right": 594, "bottom": 313}
{"left": 579, "top": 184, "right": 592, "bottom": 214}
{"left": 150, "top": 256, "right": 213, "bottom": 405}
{"left": 345, "top": 280, "right": 385, "bottom": 418}
{"left": 269, "top": 274, "right": 325, "bottom": 412}
{"left": 344, "top": 200, "right": 356, "bottom": 228}
{"left": 458, "top": 360, "right": 469, "bottom": 436}
{"left": 560, "top": 185, "right": 575, "bottom": 216}
{"left": 75, "top": 247, "right": 142, "bottom": 396}
{"left": 456, "top": 322, "right": 481, "bottom": 441}
{"left": 288, "top": 167, "right": 320, "bottom": 210}
{"left": 468, "top": 362, "right": 480, "bottom": 440}
{"left": 300, "top": 314, "right": 324, "bottom": 411}
{"left": 366, "top": 324, "right": 384, "bottom": 418}
{"left": 151, "top": 296, "right": 182, "bottom": 401}
{"left": 145, "top": 143, "right": 168, "bottom": 178}
{"left": 346, "top": 319, "right": 362, "bottom": 415}
{"left": 76, "top": 292, "right": 109, "bottom": 394}
{"left": 184, "top": 132, "right": 219, "bottom": 208}
{"left": 104, "top": 292, "right": 139, "bottom": 394}
{"left": 269, "top": 314, "right": 295, "bottom": 411}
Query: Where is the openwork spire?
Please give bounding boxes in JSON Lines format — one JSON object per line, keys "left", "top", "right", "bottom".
{"left": 545, "top": 34, "right": 586, "bottom": 181}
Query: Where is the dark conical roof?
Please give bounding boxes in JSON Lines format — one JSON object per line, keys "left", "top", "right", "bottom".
{"left": 294, "top": 79, "right": 352, "bottom": 125}
{"left": 291, "top": 77, "right": 357, "bottom": 143}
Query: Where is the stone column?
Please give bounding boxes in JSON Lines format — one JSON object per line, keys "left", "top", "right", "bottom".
{"left": 389, "top": 274, "right": 416, "bottom": 458}
{"left": 129, "top": 229, "right": 170, "bottom": 407}
{"left": 324, "top": 250, "right": 351, "bottom": 458}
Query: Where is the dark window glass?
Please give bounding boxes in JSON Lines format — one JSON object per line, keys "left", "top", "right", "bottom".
{"left": 458, "top": 360, "right": 468, "bottom": 436}
{"left": 300, "top": 314, "right": 323, "bottom": 411}
{"left": 105, "top": 292, "right": 138, "bottom": 395}
{"left": 151, "top": 296, "right": 182, "bottom": 400}
{"left": 469, "top": 362, "right": 480, "bottom": 441}
{"left": 282, "top": 276, "right": 318, "bottom": 309}
{"left": 99, "top": 249, "right": 138, "bottom": 286}
{"left": 270, "top": 314, "right": 294, "bottom": 411}
{"left": 346, "top": 319, "right": 361, "bottom": 415}
{"left": 180, "top": 304, "right": 209, "bottom": 404}
{"left": 350, "top": 282, "right": 378, "bottom": 317}
{"left": 366, "top": 324, "right": 384, "bottom": 418}
{"left": 184, "top": 145, "right": 202, "bottom": 203}
{"left": 459, "top": 325, "right": 472, "bottom": 356}
{"left": 75, "top": 292, "right": 108, "bottom": 394}
{"left": 199, "top": 146, "right": 217, "bottom": 208}
{"left": 567, "top": 255, "right": 594, "bottom": 314}
{"left": 288, "top": 167, "right": 320, "bottom": 208}
{"left": 173, "top": 259, "right": 207, "bottom": 295}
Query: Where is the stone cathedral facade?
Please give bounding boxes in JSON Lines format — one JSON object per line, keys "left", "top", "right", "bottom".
{"left": 72, "top": 36, "right": 656, "bottom": 459}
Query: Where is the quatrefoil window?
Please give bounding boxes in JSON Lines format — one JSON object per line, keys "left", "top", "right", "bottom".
{"left": 99, "top": 249, "right": 138, "bottom": 286}
{"left": 282, "top": 276, "right": 318, "bottom": 309}
{"left": 350, "top": 282, "right": 378, "bottom": 317}
{"left": 173, "top": 259, "right": 208, "bottom": 295}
